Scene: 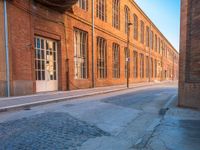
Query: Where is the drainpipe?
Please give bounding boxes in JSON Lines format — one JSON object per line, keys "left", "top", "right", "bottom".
{"left": 3, "top": 0, "right": 10, "bottom": 97}
{"left": 91, "top": 0, "right": 95, "bottom": 88}
{"left": 148, "top": 24, "right": 152, "bottom": 82}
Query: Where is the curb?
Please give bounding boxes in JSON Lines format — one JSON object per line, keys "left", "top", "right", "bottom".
{"left": 159, "top": 94, "right": 178, "bottom": 116}
{"left": 0, "top": 82, "right": 166, "bottom": 113}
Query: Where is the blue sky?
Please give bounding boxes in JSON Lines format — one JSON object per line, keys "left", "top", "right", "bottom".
{"left": 135, "top": 0, "right": 181, "bottom": 51}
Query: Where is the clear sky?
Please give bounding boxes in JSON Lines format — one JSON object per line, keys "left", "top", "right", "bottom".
{"left": 135, "top": 0, "right": 181, "bottom": 51}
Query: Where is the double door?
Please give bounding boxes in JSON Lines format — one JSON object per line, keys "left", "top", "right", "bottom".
{"left": 34, "top": 36, "right": 58, "bottom": 92}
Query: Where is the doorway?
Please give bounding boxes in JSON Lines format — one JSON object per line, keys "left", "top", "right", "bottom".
{"left": 34, "top": 36, "right": 58, "bottom": 92}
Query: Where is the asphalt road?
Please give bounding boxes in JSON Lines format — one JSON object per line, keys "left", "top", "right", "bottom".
{"left": 0, "top": 82, "right": 184, "bottom": 150}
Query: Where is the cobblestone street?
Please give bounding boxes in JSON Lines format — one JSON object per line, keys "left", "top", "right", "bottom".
{"left": 0, "top": 113, "right": 108, "bottom": 150}
{"left": 0, "top": 83, "right": 199, "bottom": 150}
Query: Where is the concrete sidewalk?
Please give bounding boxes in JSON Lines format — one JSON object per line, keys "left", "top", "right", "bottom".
{"left": 144, "top": 100, "right": 200, "bottom": 150}
{"left": 0, "top": 81, "right": 171, "bottom": 112}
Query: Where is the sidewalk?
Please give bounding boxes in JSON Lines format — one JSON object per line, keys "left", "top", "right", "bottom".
{"left": 0, "top": 81, "right": 170, "bottom": 112}
{"left": 144, "top": 96, "right": 200, "bottom": 150}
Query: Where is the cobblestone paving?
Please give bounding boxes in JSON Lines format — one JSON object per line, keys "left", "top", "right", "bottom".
{"left": 0, "top": 112, "right": 109, "bottom": 150}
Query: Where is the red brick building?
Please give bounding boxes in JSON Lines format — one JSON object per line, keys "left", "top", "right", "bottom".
{"left": 179, "top": 0, "right": 200, "bottom": 109}
{"left": 0, "top": 0, "right": 179, "bottom": 96}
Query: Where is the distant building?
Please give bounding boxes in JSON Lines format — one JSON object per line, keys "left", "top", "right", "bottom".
{"left": 0, "top": 0, "right": 179, "bottom": 96}
{"left": 179, "top": 0, "right": 200, "bottom": 109}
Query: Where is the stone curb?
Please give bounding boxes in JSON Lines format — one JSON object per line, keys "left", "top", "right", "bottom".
{"left": 159, "top": 94, "right": 178, "bottom": 115}
{"left": 0, "top": 84, "right": 157, "bottom": 112}
{"left": 0, "top": 82, "right": 167, "bottom": 113}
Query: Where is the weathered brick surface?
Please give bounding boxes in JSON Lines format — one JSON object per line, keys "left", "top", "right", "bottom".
{"left": 6, "top": 0, "right": 67, "bottom": 96}
{"left": 179, "top": 0, "right": 200, "bottom": 109}
{"left": 1, "top": 0, "right": 179, "bottom": 96}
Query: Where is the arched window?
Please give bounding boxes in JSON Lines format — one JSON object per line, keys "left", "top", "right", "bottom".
{"left": 133, "top": 14, "right": 138, "bottom": 40}
{"left": 112, "top": 43, "right": 120, "bottom": 78}
{"left": 112, "top": 0, "right": 120, "bottom": 29}
{"left": 97, "top": 37, "right": 107, "bottom": 78}
{"left": 78, "top": 0, "right": 88, "bottom": 10}
{"left": 96, "top": 0, "right": 107, "bottom": 21}
{"left": 124, "top": 6, "right": 130, "bottom": 34}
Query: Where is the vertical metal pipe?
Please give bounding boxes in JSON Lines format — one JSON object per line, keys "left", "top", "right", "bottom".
{"left": 3, "top": 0, "right": 10, "bottom": 96}
{"left": 92, "top": 0, "right": 95, "bottom": 88}
{"left": 127, "top": 24, "right": 130, "bottom": 88}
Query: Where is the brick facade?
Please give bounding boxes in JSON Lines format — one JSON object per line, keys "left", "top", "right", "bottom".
{"left": 0, "top": 0, "right": 179, "bottom": 96}
{"left": 179, "top": 0, "right": 200, "bottom": 109}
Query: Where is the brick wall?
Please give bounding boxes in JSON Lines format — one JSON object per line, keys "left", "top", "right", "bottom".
{"left": 6, "top": 0, "right": 67, "bottom": 96}
{"left": 1, "top": 0, "right": 179, "bottom": 96}
{"left": 179, "top": 0, "right": 200, "bottom": 109}
{"left": 66, "top": 0, "right": 179, "bottom": 89}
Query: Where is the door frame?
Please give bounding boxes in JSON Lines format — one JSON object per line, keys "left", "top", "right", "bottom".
{"left": 34, "top": 36, "right": 59, "bottom": 92}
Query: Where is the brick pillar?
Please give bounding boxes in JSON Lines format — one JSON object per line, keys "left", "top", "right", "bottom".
{"left": 179, "top": 0, "right": 200, "bottom": 109}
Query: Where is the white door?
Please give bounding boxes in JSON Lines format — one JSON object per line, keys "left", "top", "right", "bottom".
{"left": 34, "top": 37, "right": 58, "bottom": 92}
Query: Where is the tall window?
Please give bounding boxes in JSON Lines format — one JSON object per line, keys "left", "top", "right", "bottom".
{"left": 140, "top": 20, "right": 144, "bottom": 44}
{"left": 154, "top": 59, "right": 157, "bottom": 78}
{"left": 150, "top": 30, "right": 154, "bottom": 50}
{"left": 112, "top": 43, "right": 120, "bottom": 78}
{"left": 78, "top": 0, "right": 88, "bottom": 10}
{"left": 133, "top": 14, "right": 138, "bottom": 40}
{"left": 133, "top": 51, "right": 138, "bottom": 78}
{"left": 124, "top": 6, "right": 130, "bottom": 34}
{"left": 155, "top": 34, "right": 157, "bottom": 52}
{"left": 158, "top": 38, "right": 161, "bottom": 53}
{"left": 112, "top": 0, "right": 120, "bottom": 29}
{"left": 150, "top": 57, "right": 154, "bottom": 78}
{"left": 140, "top": 53, "right": 144, "bottom": 78}
{"left": 96, "top": 0, "right": 107, "bottom": 21}
{"left": 146, "top": 56, "right": 149, "bottom": 78}
{"left": 124, "top": 48, "right": 128, "bottom": 78}
{"left": 97, "top": 37, "right": 107, "bottom": 78}
{"left": 161, "top": 40, "right": 163, "bottom": 55}
{"left": 74, "top": 29, "right": 88, "bottom": 79}
{"left": 163, "top": 43, "right": 165, "bottom": 56}
{"left": 146, "top": 26, "right": 150, "bottom": 47}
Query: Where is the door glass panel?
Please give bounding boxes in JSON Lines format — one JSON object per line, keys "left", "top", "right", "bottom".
{"left": 41, "top": 50, "right": 45, "bottom": 59}
{"left": 37, "top": 39, "right": 40, "bottom": 48}
{"left": 41, "top": 39, "right": 44, "bottom": 49}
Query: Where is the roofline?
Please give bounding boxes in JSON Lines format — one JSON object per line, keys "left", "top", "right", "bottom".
{"left": 130, "top": 0, "right": 179, "bottom": 54}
